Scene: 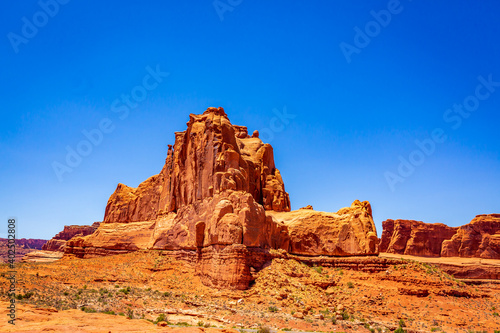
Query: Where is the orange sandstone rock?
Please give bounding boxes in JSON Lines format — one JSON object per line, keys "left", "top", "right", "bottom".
{"left": 379, "top": 219, "right": 457, "bottom": 257}
{"left": 65, "top": 107, "right": 380, "bottom": 289}
{"left": 442, "top": 214, "right": 500, "bottom": 259}
{"left": 267, "top": 200, "right": 378, "bottom": 256}
{"left": 42, "top": 222, "right": 100, "bottom": 252}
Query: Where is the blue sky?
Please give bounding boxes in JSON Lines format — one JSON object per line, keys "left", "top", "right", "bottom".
{"left": 1, "top": 0, "right": 499, "bottom": 240}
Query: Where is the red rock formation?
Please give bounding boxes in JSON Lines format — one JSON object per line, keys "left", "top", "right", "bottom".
{"left": 267, "top": 200, "right": 378, "bottom": 256}
{"left": 0, "top": 238, "right": 47, "bottom": 263}
{"left": 379, "top": 220, "right": 457, "bottom": 257}
{"left": 66, "top": 107, "right": 380, "bottom": 289}
{"left": 381, "top": 215, "right": 500, "bottom": 259}
{"left": 441, "top": 214, "right": 500, "bottom": 259}
{"left": 43, "top": 222, "right": 100, "bottom": 252}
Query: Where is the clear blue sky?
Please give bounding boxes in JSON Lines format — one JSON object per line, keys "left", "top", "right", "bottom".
{"left": 1, "top": 1, "right": 499, "bottom": 240}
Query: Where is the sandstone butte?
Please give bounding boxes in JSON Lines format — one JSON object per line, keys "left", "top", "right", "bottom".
{"left": 64, "top": 107, "right": 379, "bottom": 289}
{"left": 380, "top": 214, "right": 500, "bottom": 258}
{"left": 42, "top": 222, "right": 100, "bottom": 252}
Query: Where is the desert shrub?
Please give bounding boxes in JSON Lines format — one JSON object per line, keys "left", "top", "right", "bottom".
{"left": 119, "top": 286, "right": 131, "bottom": 295}
{"left": 268, "top": 305, "right": 278, "bottom": 313}
{"left": 81, "top": 306, "right": 97, "bottom": 313}
{"left": 313, "top": 266, "right": 323, "bottom": 274}
{"left": 399, "top": 319, "right": 406, "bottom": 327}
{"left": 347, "top": 282, "right": 354, "bottom": 288}
{"left": 154, "top": 313, "right": 167, "bottom": 324}
{"left": 341, "top": 311, "right": 349, "bottom": 320}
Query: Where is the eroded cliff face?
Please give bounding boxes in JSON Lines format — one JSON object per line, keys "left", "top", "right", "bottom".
{"left": 65, "top": 107, "right": 379, "bottom": 289}
{"left": 103, "top": 107, "right": 290, "bottom": 224}
{"left": 43, "top": 222, "right": 100, "bottom": 252}
{"left": 442, "top": 214, "right": 500, "bottom": 259}
{"left": 380, "top": 215, "right": 500, "bottom": 259}
{"left": 379, "top": 220, "right": 457, "bottom": 257}
{"left": 267, "top": 200, "right": 378, "bottom": 256}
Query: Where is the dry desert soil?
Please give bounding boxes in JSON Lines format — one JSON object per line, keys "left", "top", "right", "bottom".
{"left": 1, "top": 251, "right": 500, "bottom": 333}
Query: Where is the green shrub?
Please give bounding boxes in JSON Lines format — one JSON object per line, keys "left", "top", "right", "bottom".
{"left": 347, "top": 282, "right": 354, "bottom": 288}
{"left": 268, "top": 305, "right": 279, "bottom": 313}
{"left": 154, "top": 313, "right": 167, "bottom": 324}
{"left": 81, "top": 306, "right": 97, "bottom": 313}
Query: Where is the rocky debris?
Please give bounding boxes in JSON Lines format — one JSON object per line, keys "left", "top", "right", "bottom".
{"left": 21, "top": 250, "right": 64, "bottom": 263}
{"left": 380, "top": 214, "right": 500, "bottom": 259}
{"left": 43, "top": 222, "right": 100, "bottom": 252}
{"left": 65, "top": 107, "right": 380, "bottom": 289}
{"left": 379, "top": 219, "right": 457, "bottom": 257}
{"left": 442, "top": 214, "right": 500, "bottom": 259}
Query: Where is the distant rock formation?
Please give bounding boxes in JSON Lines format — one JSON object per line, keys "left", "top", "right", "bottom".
{"left": 379, "top": 220, "right": 457, "bottom": 257}
{"left": 0, "top": 238, "right": 47, "bottom": 263}
{"left": 442, "top": 214, "right": 500, "bottom": 259}
{"left": 380, "top": 214, "right": 500, "bottom": 259}
{"left": 22, "top": 250, "right": 64, "bottom": 263}
{"left": 43, "top": 222, "right": 100, "bottom": 252}
{"left": 65, "top": 107, "right": 379, "bottom": 289}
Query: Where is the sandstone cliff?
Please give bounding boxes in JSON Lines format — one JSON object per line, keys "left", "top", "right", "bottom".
{"left": 0, "top": 238, "right": 47, "bottom": 263}
{"left": 267, "top": 200, "right": 378, "bottom": 256}
{"left": 380, "top": 214, "right": 500, "bottom": 259}
{"left": 379, "top": 219, "right": 457, "bottom": 257}
{"left": 43, "top": 222, "right": 100, "bottom": 252}
{"left": 442, "top": 214, "right": 500, "bottom": 259}
{"left": 65, "top": 107, "right": 379, "bottom": 289}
